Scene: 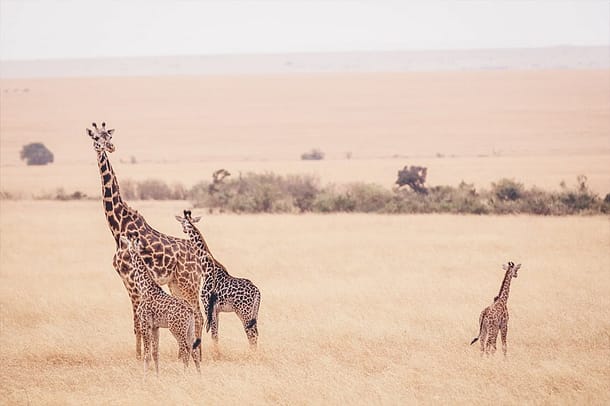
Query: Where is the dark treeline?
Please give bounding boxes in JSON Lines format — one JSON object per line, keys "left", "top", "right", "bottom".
{"left": 123, "top": 171, "right": 607, "bottom": 215}
{"left": 9, "top": 170, "right": 609, "bottom": 215}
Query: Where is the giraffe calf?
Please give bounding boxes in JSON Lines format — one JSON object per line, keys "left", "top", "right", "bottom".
{"left": 471, "top": 261, "right": 522, "bottom": 356}
{"left": 176, "top": 211, "right": 261, "bottom": 349}
{"left": 120, "top": 234, "right": 201, "bottom": 374}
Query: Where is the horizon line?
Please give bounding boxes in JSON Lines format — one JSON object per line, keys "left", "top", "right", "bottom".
{"left": 1, "top": 44, "right": 609, "bottom": 63}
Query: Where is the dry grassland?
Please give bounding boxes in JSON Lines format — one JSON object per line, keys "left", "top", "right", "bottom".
{"left": 1, "top": 200, "right": 609, "bottom": 404}
{"left": 1, "top": 70, "right": 609, "bottom": 197}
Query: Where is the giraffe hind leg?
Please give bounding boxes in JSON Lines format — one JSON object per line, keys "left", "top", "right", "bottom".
{"left": 479, "top": 325, "right": 487, "bottom": 355}
{"left": 487, "top": 327, "right": 499, "bottom": 355}
{"left": 244, "top": 318, "right": 258, "bottom": 348}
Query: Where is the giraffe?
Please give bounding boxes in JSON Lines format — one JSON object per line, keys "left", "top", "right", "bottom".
{"left": 470, "top": 261, "right": 522, "bottom": 356}
{"left": 86, "top": 122, "right": 203, "bottom": 359}
{"left": 175, "top": 210, "right": 261, "bottom": 349}
{"left": 120, "top": 234, "right": 201, "bottom": 375}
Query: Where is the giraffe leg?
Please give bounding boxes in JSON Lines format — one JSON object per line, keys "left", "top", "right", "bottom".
{"left": 241, "top": 313, "right": 258, "bottom": 349}
{"left": 116, "top": 253, "right": 143, "bottom": 360}
{"left": 487, "top": 328, "right": 499, "bottom": 355}
{"left": 134, "top": 312, "right": 142, "bottom": 360}
{"left": 172, "top": 280, "right": 204, "bottom": 359}
{"left": 142, "top": 324, "right": 152, "bottom": 375}
{"left": 192, "top": 345, "right": 201, "bottom": 374}
{"left": 152, "top": 327, "right": 160, "bottom": 376}
{"left": 500, "top": 322, "right": 508, "bottom": 357}
{"left": 180, "top": 336, "right": 190, "bottom": 370}
{"left": 211, "top": 307, "right": 220, "bottom": 344}
{"left": 479, "top": 324, "right": 487, "bottom": 356}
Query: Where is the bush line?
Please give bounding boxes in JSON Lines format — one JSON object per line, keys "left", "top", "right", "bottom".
{"left": 3, "top": 172, "right": 606, "bottom": 215}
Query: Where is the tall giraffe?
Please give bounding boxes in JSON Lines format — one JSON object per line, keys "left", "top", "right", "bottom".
{"left": 86, "top": 122, "right": 203, "bottom": 359}
{"left": 176, "top": 210, "right": 261, "bottom": 348}
{"left": 470, "top": 261, "right": 522, "bottom": 355}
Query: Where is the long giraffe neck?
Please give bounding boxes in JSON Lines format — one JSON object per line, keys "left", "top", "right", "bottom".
{"left": 97, "top": 150, "right": 130, "bottom": 243}
{"left": 185, "top": 225, "right": 215, "bottom": 277}
{"left": 496, "top": 269, "right": 513, "bottom": 303}
{"left": 129, "top": 248, "right": 162, "bottom": 299}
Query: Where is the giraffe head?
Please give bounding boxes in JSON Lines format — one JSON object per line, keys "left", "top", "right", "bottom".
{"left": 502, "top": 261, "right": 522, "bottom": 278}
{"left": 119, "top": 232, "right": 144, "bottom": 256}
{"left": 175, "top": 209, "right": 202, "bottom": 234}
{"left": 86, "top": 122, "right": 116, "bottom": 153}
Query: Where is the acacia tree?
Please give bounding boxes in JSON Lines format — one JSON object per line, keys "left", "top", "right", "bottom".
{"left": 396, "top": 165, "right": 428, "bottom": 194}
{"left": 20, "top": 142, "right": 54, "bottom": 165}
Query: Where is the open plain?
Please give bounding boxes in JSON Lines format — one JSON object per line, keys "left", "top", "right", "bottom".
{"left": 1, "top": 70, "right": 609, "bottom": 197}
{"left": 0, "top": 201, "right": 609, "bottom": 404}
{"left": 1, "top": 68, "right": 610, "bottom": 404}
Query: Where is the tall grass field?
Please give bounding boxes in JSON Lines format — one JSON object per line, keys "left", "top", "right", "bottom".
{"left": 1, "top": 201, "right": 608, "bottom": 404}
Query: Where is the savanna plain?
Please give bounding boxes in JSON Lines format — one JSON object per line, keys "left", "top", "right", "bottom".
{"left": 1, "top": 202, "right": 609, "bottom": 404}
{"left": 1, "top": 69, "right": 610, "bottom": 404}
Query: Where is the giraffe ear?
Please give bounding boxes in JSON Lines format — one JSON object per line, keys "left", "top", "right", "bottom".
{"left": 119, "top": 235, "right": 130, "bottom": 248}
{"left": 175, "top": 215, "right": 184, "bottom": 222}
{"left": 107, "top": 129, "right": 115, "bottom": 136}
{"left": 86, "top": 128, "right": 95, "bottom": 138}
{"left": 191, "top": 216, "right": 202, "bottom": 223}
{"left": 514, "top": 263, "right": 522, "bottom": 271}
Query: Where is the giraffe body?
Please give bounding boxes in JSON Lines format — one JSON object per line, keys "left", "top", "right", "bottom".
{"left": 121, "top": 234, "right": 201, "bottom": 375}
{"left": 203, "top": 263, "right": 261, "bottom": 347}
{"left": 471, "top": 261, "right": 522, "bottom": 356}
{"left": 87, "top": 123, "right": 203, "bottom": 359}
{"left": 176, "top": 211, "right": 261, "bottom": 348}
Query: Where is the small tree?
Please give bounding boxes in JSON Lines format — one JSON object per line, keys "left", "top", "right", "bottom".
{"left": 396, "top": 165, "right": 428, "bottom": 194}
{"left": 491, "top": 178, "right": 524, "bottom": 201}
{"left": 301, "top": 148, "right": 325, "bottom": 160}
{"left": 20, "top": 142, "right": 54, "bottom": 165}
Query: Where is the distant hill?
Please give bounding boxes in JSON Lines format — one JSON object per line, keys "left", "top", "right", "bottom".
{"left": 1, "top": 46, "right": 608, "bottom": 78}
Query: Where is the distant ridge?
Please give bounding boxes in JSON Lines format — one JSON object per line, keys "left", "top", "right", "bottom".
{"left": 1, "top": 46, "right": 608, "bottom": 78}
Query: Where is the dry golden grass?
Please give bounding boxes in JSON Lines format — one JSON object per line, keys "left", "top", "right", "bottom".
{"left": 1, "top": 200, "right": 609, "bottom": 404}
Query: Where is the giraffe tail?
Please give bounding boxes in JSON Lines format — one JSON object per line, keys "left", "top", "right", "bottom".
{"left": 470, "top": 312, "right": 485, "bottom": 345}
{"left": 192, "top": 338, "right": 201, "bottom": 350}
{"left": 206, "top": 291, "right": 218, "bottom": 333}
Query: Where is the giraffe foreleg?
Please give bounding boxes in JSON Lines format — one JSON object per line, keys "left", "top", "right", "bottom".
{"left": 118, "top": 262, "right": 143, "bottom": 360}
{"left": 151, "top": 327, "right": 160, "bottom": 376}
{"left": 141, "top": 323, "right": 152, "bottom": 375}
{"left": 133, "top": 311, "right": 142, "bottom": 360}
{"left": 500, "top": 322, "right": 508, "bottom": 357}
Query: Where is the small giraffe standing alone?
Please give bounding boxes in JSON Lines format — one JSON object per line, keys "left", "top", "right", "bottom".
{"left": 176, "top": 210, "right": 261, "bottom": 348}
{"left": 121, "top": 234, "right": 201, "bottom": 375}
{"left": 471, "top": 261, "right": 522, "bottom": 356}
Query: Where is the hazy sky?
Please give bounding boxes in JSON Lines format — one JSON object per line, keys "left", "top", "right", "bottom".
{"left": 1, "top": 0, "right": 609, "bottom": 60}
